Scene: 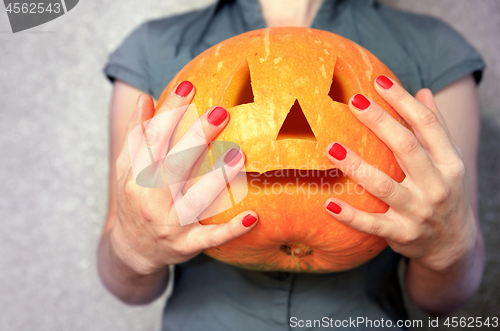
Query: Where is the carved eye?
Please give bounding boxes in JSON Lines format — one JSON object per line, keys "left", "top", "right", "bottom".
{"left": 328, "top": 56, "right": 349, "bottom": 104}
{"left": 221, "top": 59, "right": 254, "bottom": 109}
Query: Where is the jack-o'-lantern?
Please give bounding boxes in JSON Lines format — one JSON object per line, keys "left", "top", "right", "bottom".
{"left": 156, "top": 27, "right": 406, "bottom": 273}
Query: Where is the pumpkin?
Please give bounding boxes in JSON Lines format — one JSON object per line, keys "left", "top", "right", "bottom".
{"left": 156, "top": 27, "right": 407, "bottom": 273}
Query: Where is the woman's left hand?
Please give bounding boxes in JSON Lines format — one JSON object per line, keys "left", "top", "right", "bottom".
{"left": 324, "top": 75, "right": 478, "bottom": 272}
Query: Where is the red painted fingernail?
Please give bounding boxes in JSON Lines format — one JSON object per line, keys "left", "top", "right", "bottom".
{"left": 175, "top": 81, "right": 193, "bottom": 97}
{"left": 242, "top": 214, "right": 258, "bottom": 227}
{"left": 224, "top": 148, "right": 242, "bottom": 167}
{"left": 328, "top": 143, "right": 347, "bottom": 161}
{"left": 208, "top": 106, "right": 228, "bottom": 126}
{"left": 351, "top": 94, "right": 370, "bottom": 110}
{"left": 376, "top": 75, "right": 393, "bottom": 90}
{"left": 327, "top": 202, "right": 342, "bottom": 214}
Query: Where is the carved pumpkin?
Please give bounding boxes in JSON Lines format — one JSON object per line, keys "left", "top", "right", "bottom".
{"left": 156, "top": 27, "right": 406, "bottom": 273}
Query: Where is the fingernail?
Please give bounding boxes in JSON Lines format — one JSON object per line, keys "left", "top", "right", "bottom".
{"left": 326, "top": 202, "right": 342, "bottom": 214}
{"left": 242, "top": 214, "right": 258, "bottom": 227}
{"left": 328, "top": 143, "right": 347, "bottom": 161}
{"left": 208, "top": 106, "right": 228, "bottom": 126}
{"left": 224, "top": 148, "right": 242, "bottom": 167}
{"left": 376, "top": 75, "right": 393, "bottom": 90}
{"left": 351, "top": 94, "right": 370, "bottom": 110}
{"left": 175, "top": 81, "right": 193, "bottom": 97}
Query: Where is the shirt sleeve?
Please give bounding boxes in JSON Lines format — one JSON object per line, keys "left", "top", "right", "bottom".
{"left": 422, "top": 17, "right": 485, "bottom": 93}
{"left": 379, "top": 6, "right": 485, "bottom": 94}
{"left": 103, "top": 22, "right": 152, "bottom": 94}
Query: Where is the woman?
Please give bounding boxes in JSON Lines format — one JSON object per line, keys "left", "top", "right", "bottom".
{"left": 98, "top": 0, "right": 485, "bottom": 329}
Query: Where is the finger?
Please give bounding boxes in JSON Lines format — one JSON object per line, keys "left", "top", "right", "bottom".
{"left": 131, "top": 81, "right": 195, "bottom": 188}
{"left": 116, "top": 94, "right": 155, "bottom": 179}
{"left": 415, "top": 88, "right": 458, "bottom": 151}
{"left": 165, "top": 106, "right": 230, "bottom": 198}
{"left": 188, "top": 211, "right": 259, "bottom": 251}
{"left": 324, "top": 199, "right": 402, "bottom": 241}
{"left": 326, "top": 142, "right": 412, "bottom": 209}
{"left": 347, "top": 93, "right": 440, "bottom": 184}
{"left": 155, "top": 80, "right": 195, "bottom": 116}
{"left": 374, "top": 75, "right": 460, "bottom": 164}
{"left": 173, "top": 148, "right": 245, "bottom": 226}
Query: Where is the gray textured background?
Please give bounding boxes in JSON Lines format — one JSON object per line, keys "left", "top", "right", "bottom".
{"left": 0, "top": 1, "right": 498, "bottom": 330}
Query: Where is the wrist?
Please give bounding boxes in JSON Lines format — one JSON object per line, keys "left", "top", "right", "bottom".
{"left": 98, "top": 228, "right": 170, "bottom": 304}
{"left": 414, "top": 209, "right": 478, "bottom": 273}
{"left": 109, "top": 221, "right": 167, "bottom": 276}
{"left": 413, "top": 226, "right": 479, "bottom": 275}
{"left": 405, "top": 230, "right": 484, "bottom": 315}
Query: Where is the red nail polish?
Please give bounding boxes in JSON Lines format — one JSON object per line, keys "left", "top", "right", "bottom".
{"left": 376, "top": 75, "right": 393, "bottom": 90}
{"left": 328, "top": 143, "right": 347, "bottom": 161}
{"left": 351, "top": 94, "right": 370, "bottom": 110}
{"left": 175, "top": 81, "right": 193, "bottom": 97}
{"left": 242, "top": 214, "right": 257, "bottom": 227}
{"left": 208, "top": 106, "right": 228, "bottom": 126}
{"left": 327, "top": 202, "right": 342, "bottom": 214}
{"left": 224, "top": 148, "right": 242, "bottom": 167}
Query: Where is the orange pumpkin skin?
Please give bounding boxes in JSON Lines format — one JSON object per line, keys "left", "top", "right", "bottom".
{"left": 156, "top": 27, "right": 407, "bottom": 273}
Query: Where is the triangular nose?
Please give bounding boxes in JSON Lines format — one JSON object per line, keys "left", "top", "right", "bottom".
{"left": 276, "top": 99, "right": 317, "bottom": 141}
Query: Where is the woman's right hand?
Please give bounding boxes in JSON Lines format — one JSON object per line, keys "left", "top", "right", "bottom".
{"left": 110, "top": 81, "right": 258, "bottom": 276}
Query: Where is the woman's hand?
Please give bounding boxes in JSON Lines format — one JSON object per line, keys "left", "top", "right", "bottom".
{"left": 324, "top": 75, "right": 478, "bottom": 273}
{"left": 111, "top": 81, "right": 258, "bottom": 276}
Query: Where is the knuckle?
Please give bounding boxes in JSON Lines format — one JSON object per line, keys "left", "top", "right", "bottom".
{"left": 171, "top": 241, "right": 189, "bottom": 256}
{"left": 370, "top": 109, "right": 387, "bottom": 126}
{"left": 373, "top": 178, "right": 395, "bottom": 199}
{"left": 400, "top": 234, "right": 416, "bottom": 245}
{"left": 418, "top": 205, "right": 434, "bottom": 221}
{"left": 144, "top": 123, "right": 164, "bottom": 147}
{"left": 162, "top": 97, "right": 182, "bottom": 113}
{"left": 449, "top": 160, "right": 466, "bottom": 180}
{"left": 183, "top": 189, "right": 204, "bottom": 212}
{"left": 401, "top": 227, "right": 420, "bottom": 245}
{"left": 418, "top": 107, "right": 439, "bottom": 127}
{"left": 205, "top": 233, "right": 222, "bottom": 248}
{"left": 347, "top": 157, "right": 364, "bottom": 177}
{"left": 164, "top": 152, "right": 186, "bottom": 177}
{"left": 340, "top": 209, "right": 355, "bottom": 224}
{"left": 155, "top": 226, "right": 171, "bottom": 240}
{"left": 397, "top": 133, "right": 420, "bottom": 156}
{"left": 228, "top": 224, "right": 241, "bottom": 239}
{"left": 191, "top": 124, "right": 208, "bottom": 145}
{"left": 207, "top": 167, "right": 227, "bottom": 183}
{"left": 140, "top": 206, "right": 155, "bottom": 224}
{"left": 123, "top": 179, "right": 138, "bottom": 200}
{"left": 392, "top": 90, "right": 407, "bottom": 104}
{"left": 367, "top": 219, "right": 382, "bottom": 236}
{"left": 430, "top": 184, "right": 450, "bottom": 204}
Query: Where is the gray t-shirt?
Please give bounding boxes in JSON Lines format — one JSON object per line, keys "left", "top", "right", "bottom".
{"left": 104, "top": 0, "right": 484, "bottom": 330}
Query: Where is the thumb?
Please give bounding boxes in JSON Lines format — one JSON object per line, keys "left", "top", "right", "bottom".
{"left": 116, "top": 94, "right": 156, "bottom": 178}
{"left": 190, "top": 211, "right": 259, "bottom": 251}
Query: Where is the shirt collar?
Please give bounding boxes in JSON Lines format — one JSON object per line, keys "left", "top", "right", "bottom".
{"left": 235, "top": 0, "right": 266, "bottom": 30}
{"left": 235, "top": 0, "right": 348, "bottom": 30}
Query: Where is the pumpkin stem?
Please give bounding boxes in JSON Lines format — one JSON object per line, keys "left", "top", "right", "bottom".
{"left": 280, "top": 242, "right": 313, "bottom": 266}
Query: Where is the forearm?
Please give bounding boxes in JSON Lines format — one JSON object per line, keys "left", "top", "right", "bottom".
{"left": 97, "top": 218, "right": 170, "bottom": 305}
{"left": 405, "top": 230, "right": 485, "bottom": 316}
